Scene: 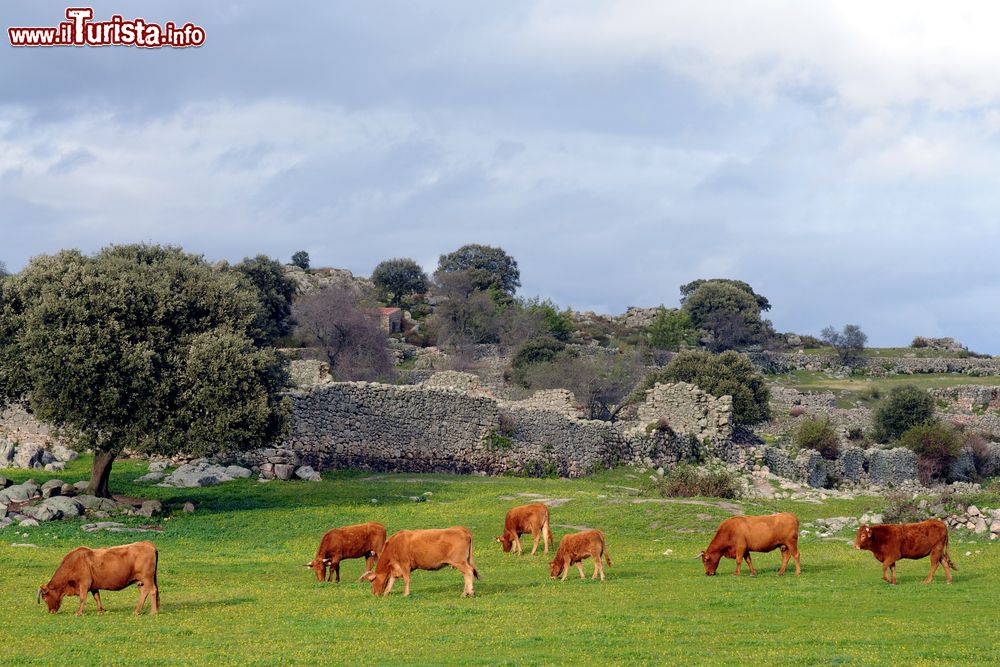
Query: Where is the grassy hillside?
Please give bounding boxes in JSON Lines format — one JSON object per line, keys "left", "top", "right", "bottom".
{"left": 769, "top": 370, "right": 1000, "bottom": 409}
{"left": 1, "top": 459, "right": 997, "bottom": 665}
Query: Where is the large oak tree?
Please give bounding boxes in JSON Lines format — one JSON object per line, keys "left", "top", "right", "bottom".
{"left": 0, "top": 245, "right": 289, "bottom": 497}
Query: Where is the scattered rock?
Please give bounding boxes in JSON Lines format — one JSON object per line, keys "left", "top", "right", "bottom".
{"left": 44, "top": 462, "right": 65, "bottom": 472}
{"left": 272, "top": 464, "right": 295, "bottom": 481}
{"left": 0, "top": 517, "right": 11, "bottom": 530}
{"left": 73, "top": 480, "right": 90, "bottom": 493}
{"left": 60, "top": 483, "right": 77, "bottom": 497}
{"left": 148, "top": 460, "right": 169, "bottom": 473}
{"left": 0, "top": 476, "right": 11, "bottom": 489}
{"left": 182, "top": 502, "right": 195, "bottom": 513}
{"left": 11, "top": 542, "right": 38, "bottom": 547}
{"left": 225, "top": 465, "right": 252, "bottom": 479}
{"left": 138, "top": 500, "right": 162, "bottom": 518}
{"left": 134, "top": 472, "right": 166, "bottom": 483}
{"left": 40, "top": 480, "right": 64, "bottom": 499}
{"left": 18, "top": 518, "right": 39, "bottom": 527}
{"left": 294, "top": 465, "right": 321, "bottom": 482}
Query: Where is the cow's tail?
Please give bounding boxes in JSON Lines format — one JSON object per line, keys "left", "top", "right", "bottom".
{"left": 601, "top": 532, "right": 612, "bottom": 568}
{"left": 944, "top": 533, "right": 958, "bottom": 571}
{"left": 154, "top": 546, "right": 161, "bottom": 608}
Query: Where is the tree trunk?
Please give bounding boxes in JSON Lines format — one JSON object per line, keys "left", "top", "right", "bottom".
{"left": 87, "top": 450, "right": 116, "bottom": 498}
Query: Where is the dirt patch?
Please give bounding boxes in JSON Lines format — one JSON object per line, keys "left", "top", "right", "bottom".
{"left": 554, "top": 523, "right": 594, "bottom": 532}
{"left": 516, "top": 493, "right": 572, "bottom": 507}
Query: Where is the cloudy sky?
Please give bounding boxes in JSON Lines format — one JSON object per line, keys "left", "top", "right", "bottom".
{"left": 4, "top": 1, "right": 1000, "bottom": 351}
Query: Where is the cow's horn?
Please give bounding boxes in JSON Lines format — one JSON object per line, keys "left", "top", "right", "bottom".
{"left": 36, "top": 587, "right": 42, "bottom": 604}
{"left": 693, "top": 551, "right": 704, "bottom": 559}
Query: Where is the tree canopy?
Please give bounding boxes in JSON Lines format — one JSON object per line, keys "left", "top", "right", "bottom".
{"left": 291, "top": 250, "right": 310, "bottom": 270}
{"left": 236, "top": 255, "right": 298, "bottom": 345}
{"left": 681, "top": 281, "right": 772, "bottom": 351}
{"left": 371, "top": 258, "right": 428, "bottom": 307}
{"left": 436, "top": 244, "right": 521, "bottom": 298}
{"left": 0, "top": 245, "right": 289, "bottom": 497}
{"left": 820, "top": 324, "right": 868, "bottom": 366}
{"left": 679, "top": 278, "right": 771, "bottom": 311}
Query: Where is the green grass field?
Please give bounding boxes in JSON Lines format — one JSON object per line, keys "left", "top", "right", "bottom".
{"left": 2, "top": 458, "right": 998, "bottom": 666}
{"left": 769, "top": 370, "right": 1000, "bottom": 408}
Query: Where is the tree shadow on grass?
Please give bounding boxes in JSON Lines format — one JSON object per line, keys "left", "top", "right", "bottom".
{"left": 164, "top": 595, "right": 257, "bottom": 612}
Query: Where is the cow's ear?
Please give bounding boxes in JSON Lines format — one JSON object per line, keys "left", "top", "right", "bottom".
{"left": 304, "top": 561, "right": 314, "bottom": 568}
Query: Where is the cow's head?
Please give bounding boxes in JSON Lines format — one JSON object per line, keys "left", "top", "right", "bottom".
{"left": 304, "top": 558, "right": 332, "bottom": 582}
{"left": 854, "top": 524, "right": 874, "bottom": 551}
{"left": 363, "top": 569, "right": 390, "bottom": 596}
{"left": 37, "top": 584, "right": 62, "bottom": 613}
{"left": 699, "top": 550, "right": 722, "bottom": 576}
{"left": 496, "top": 534, "right": 513, "bottom": 553}
{"left": 548, "top": 556, "right": 563, "bottom": 579}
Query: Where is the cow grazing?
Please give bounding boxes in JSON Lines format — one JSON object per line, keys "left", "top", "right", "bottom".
{"left": 362, "top": 527, "right": 480, "bottom": 597}
{"left": 699, "top": 513, "right": 801, "bottom": 576}
{"left": 304, "top": 522, "right": 387, "bottom": 583}
{"left": 548, "top": 530, "right": 611, "bottom": 581}
{"left": 496, "top": 503, "right": 553, "bottom": 556}
{"left": 854, "top": 519, "right": 957, "bottom": 584}
{"left": 38, "top": 541, "right": 159, "bottom": 616}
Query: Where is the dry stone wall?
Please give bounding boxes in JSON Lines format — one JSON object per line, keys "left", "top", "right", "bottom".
{"left": 275, "top": 375, "right": 729, "bottom": 477}
{"left": 752, "top": 352, "right": 1000, "bottom": 376}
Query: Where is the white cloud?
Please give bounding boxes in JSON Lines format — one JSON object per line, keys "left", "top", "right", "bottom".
{"left": 518, "top": 1, "right": 1000, "bottom": 111}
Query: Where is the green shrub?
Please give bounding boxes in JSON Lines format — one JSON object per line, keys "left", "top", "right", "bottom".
{"left": 647, "top": 307, "right": 699, "bottom": 351}
{"left": 649, "top": 464, "right": 742, "bottom": 499}
{"left": 484, "top": 428, "right": 513, "bottom": 451}
{"left": 898, "top": 420, "right": 961, "bottom": 484}
{"left": 794, "top": 418, "right": 840, "bottom": 460}
{"left": 872, "top": 385, "right": 935, "bottom": 443}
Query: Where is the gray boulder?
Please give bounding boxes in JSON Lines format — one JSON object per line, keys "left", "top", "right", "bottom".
{"left": 0, "top": 481, "right": 40, "bottom": 503}
{"left": 272, "top": 464, "right": 295, "bottom": 481}
{"left": 225, "top": 465, "right": 253, "bottom": 479}
{"left": 294, "top": 465, "right": 321, "bottom": 482}
{"left": 0, "top": 440, "right": 14, "bottom": 466}
{"left": 19, "top": 518, "right": 39, "bottom": 527}
{"left": 137, "top": 500, "right": 162, "bottom": 518}
{"left": 41, "top": 479, "right": 64, "bottom": 499}
{"left": 164, "top": 462, "right": 234, "bottom": 487}
{"left": 182, "top": 502, "right": 195, "bottom": 513}
{"left": 0, "top": 517, "right": 11, "bottom": 530}
{"left": 0, "top": 476, "right": 11, "bottom": 489}
{"left": 22, "top": 502, "right": 61, "bottom": 522}
{"left": 60, "top": 483, "right": 77, "bottom": 497}
{"left": 75, "top": 495, "right": 125, "bottom": 512}
{"left": 73, "top": 480, "right": 91, "bottom": 493}
{"left": 45, "top": 496, "right": 83, "bottom": 518}
{"left": 44, "top": 462, "right": 65, "bottom": 472}
{"left": 13, "top": 443, "right": 47, "bottom": 469}
{"left": 49, "top": 444, "right": 79, "bottom": 462}
{"left": 134, "top": 472, "right": 165, "bottom": 483}
{"left": 148, "top": 460, "right": 169, "bottom": 473}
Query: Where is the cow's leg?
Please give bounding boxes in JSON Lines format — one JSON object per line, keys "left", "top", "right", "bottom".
{"left": 792, "top": 542, "right": 801, "bottom": 576}
{"left": 575, "top": 562, "right": 586, "bottom": 579}
{"left": 925, "top": 550, "right": 942, "bottom": 584}
{"left": 383, "top": 576, "right": 397, "bottom": 596}
{"left": 401, "top": 573, "right": 412, "bottom": 597}
{"left": 334, "top": 561, "right": 341, "bottom": 584}
{"left": 92, "top": 590, "right": 105, "bottom": 614}
{"left": 458, "top": 563, "right": 476, "bottom": 597}
{"left": 561, "top": 562, "right": 570, "bottom": 581}
{"left": 889, "top": 561, "right": 897, "bottom": 585}
{"left": 135, "top": 583, "right": 149, "bottom": 615}
{"left": 530, "top": 530, "right": 540, "bottom": 556}
{"left": 745, "top": 552, "right": 757, "bottom": 576}
{"left": 734, "top": 551, "right": 743, "bottom": 576}
{"left": 149, "top": 579, "right": 160, "bottom": 615}
{"left": 940, "top": 549, "right": 953, "bottom": 584}
{"left": 515, "top": 535, "right": 522, "bottom": 557}
{"left": 777, "top": 546, "right": 790, "bottom": 576}
{"left": 881, "top": 560, "right": 891, "bottom": 583}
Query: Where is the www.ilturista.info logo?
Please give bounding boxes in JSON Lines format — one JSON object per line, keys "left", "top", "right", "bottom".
{"left": 8, "top": 8, "right": 205, "bottom": 48}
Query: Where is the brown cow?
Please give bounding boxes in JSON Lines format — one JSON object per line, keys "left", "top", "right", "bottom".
{"left": 699, "top": 513, "right": 801, "bottom": 576}
{"left": 362, "top": 527, "right": 480, "bottom": 597}
{"left": 38, "top": 541, "right": 159, "bottom": 616}
{"left": 854, "top": 519, "right": 957, "bottom": 584}
{"left": 548, "top": 530, "right": 612, "bottom": 581}
{"left": 304, "top": 522, "right": 387, "bottom": 583}
{"left": 495, "top": 503, "right": 553, "bottom": 556}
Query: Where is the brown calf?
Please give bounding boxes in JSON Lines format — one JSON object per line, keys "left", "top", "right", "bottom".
{"left": 305, "top": 522, "right": 387, "bottom": 583}
{"left": 38, "top": 541, "right": 159, "bottom": 616}
{"left": 363, "top": 527, "right": 480, "bottom": 597}
{"left": 548, "top": 530, "right": 611, "bottom": 581}
{"left": 854, "top": 519, "right": 957, "bottom": 584}
{"left": 496, "top": 503, "right": 553, "bottom": 556}
{"left": 700, "top": 513, "right": 801, "bottom": 576}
